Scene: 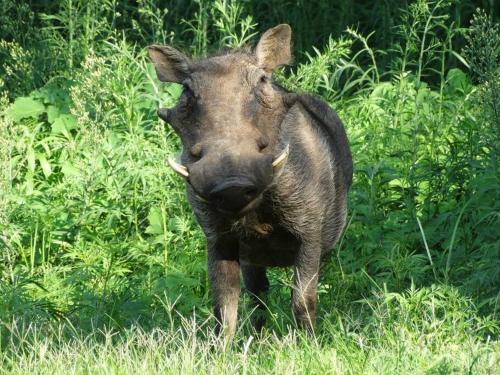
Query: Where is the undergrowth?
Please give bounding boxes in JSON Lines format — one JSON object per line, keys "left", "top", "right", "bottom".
{"left": 0, "top": 0, "right": 498, "bottom": 373}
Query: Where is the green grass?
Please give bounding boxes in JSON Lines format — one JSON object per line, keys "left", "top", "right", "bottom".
{"left": 1, "top": 286, "right": 498, "bottom": 374}
{"left": 0, "top": 0, "right": 499, "bottom": 373}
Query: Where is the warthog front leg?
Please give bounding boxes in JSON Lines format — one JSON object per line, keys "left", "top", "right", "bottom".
{"left": 291, "top": 241, "right": 321, "bottom": 333}
{"left": 208, "top": 238, "right": 240, "bottom": 338}
{"left": 242, "top": 265, "right": 269, "bottom": 331}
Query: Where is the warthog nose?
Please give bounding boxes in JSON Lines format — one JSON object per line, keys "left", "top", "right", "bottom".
{"left": 208, "top": 181, "right": 260, "bottom": 213}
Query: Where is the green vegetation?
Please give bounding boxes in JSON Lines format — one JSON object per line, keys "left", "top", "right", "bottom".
{"left": 0, "top": 1, "right": 498, "bottom": 373}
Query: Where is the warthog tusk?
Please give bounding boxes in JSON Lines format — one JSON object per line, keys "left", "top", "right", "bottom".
{"left": 272, "top": 144, "right": 290, "bottom": 170}
{"left": 168, "top": 145, "right": 289, "bottom": 178}
{"left": 168, "top": 158, "right": 189, "bottom": 178}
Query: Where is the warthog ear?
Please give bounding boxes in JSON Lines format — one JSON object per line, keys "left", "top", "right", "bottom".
{"left": 147, "top": 45, "right": 190, "bottom": 83}
{"left": 255, "top": 24, "right": 292, "bottom": 72}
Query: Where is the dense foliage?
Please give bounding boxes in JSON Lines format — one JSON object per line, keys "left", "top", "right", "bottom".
{"left": 0, "top": 0, "right": 498, "bottom": 373}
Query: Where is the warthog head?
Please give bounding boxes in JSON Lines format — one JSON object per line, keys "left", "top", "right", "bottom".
{"left": 148, "top": 25, "right": 292, "bottom": 216}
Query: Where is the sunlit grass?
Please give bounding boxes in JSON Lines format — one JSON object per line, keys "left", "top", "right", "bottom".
{"left": 0, "top": 1, "right": 499, "bottom": 373}
{"left": 1, "top": 285, "right": 497, "bottom": 374}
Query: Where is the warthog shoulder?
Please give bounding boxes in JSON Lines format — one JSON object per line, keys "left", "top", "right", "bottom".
{"left": 282, "top": 93, "right": 353, "bottom": 189}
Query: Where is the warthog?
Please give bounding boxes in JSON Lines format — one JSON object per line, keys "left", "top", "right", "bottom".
{"left": 148, "top": 24, "right": 352, "bottom": 335}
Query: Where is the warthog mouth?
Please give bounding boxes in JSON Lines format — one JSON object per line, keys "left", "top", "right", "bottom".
{"left": 217, "top": 193, "right": 264, "bottom": 218}
{"left": 167, "top": 144, "right": 290, "bottom": 214}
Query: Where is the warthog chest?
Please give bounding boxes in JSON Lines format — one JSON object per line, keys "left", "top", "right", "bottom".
{"left": 228, "top": 195, "right": 300, "bottom": 267}
{"left": 239, "top": 224, "right": 300, "bottom": 267}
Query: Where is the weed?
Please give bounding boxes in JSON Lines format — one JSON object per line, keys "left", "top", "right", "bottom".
{"left": 0, "top": 1, "right": 498, "bottom": 373}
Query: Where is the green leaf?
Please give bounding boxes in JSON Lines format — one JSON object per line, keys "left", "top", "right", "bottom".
{"left": 446, "top": 68, "right": 471, "bottom": 94}
{"left": 146, "top": 207, "right": 164, "bottom": 235}
{"left": 5, "top": 97, "right": 45, "bottom": 122}
{"left": 370, "top": 82, "right": 393, "bottom": 99}
{"left": 38, "top": 154, "right": 52, "bottom": 177}
{"left": 46, "top": 105, "right": 61, "bottom": 124}
{"left": 166, "top": 83, "right": 183, "bottom": 100}
{"left": 25, "top": 171, "right": 34, "bottom": 195}
{"left": 61, "top": 161, "right": 81, "bottom": 178}
{"left": 450, "top": 51, "right": 470, "bottom": 69}
{"left": 168, "top": 216, "right": 188, "bottom": 234}
{"left": 51, "top": 114, "right": 77, "bottom": 134}
{"left": 27, "top": 148, "right": 36, "bottom": 173}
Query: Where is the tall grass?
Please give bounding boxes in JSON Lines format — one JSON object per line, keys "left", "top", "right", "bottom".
{"left": 1, "top": 298, "right": 497, "bottom": 374}
{"left": 0, "top": 0, "right": 499, "bottom": 372}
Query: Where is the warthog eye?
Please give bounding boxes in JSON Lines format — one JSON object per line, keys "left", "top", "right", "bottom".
{"left": 259, "top": 75, "right": 269, "bottom": 84}
{"left": 254, "top": 78, "right": 273, "bottom": 109}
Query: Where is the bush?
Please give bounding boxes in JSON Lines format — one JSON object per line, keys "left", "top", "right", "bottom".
{"left": 0, "top": 1, "right": 498, "bottom": 372}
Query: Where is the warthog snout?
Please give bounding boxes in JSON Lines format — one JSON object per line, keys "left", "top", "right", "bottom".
{"left": 183, "top": 143, "right": 275, "bottom": 215}
{"left": 208, "top": 177, "right": 263, "bottom": 214}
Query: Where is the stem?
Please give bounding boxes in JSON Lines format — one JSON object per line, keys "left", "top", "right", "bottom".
{"left": 68, "top": 0, "right": 74, "bottom": 69}
{"left": 416, "top": 217, "right": 437, "bottom": 280}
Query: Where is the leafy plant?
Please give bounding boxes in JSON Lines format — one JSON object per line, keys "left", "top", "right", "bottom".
{"left": 0, "top": 1, "right": 498, "bottom": 372}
